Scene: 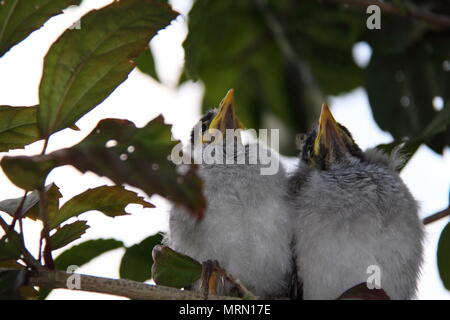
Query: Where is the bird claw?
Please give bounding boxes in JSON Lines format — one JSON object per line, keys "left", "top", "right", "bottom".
{"left": 200, "top": 260, "right": 225, "bottom": 298}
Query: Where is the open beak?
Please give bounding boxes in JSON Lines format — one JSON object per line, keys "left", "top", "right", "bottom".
{"left": 313, "top": 104, "right": 345, "bottom": 159}
{"left": 208, "top": 89, "right": 244, "bottom": 134}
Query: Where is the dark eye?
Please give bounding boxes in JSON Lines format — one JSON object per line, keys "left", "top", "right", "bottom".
{"left": 201, "top": 122, "right": 207, "bottom": 132}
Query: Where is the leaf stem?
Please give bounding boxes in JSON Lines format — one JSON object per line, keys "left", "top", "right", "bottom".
{"left": 38, "top": 186, "right": 54, "bottom": 269}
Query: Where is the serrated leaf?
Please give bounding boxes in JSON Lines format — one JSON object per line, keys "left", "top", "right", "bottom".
{"left": 0, "top": 106, "right": 40, "bottom": 152}
{"left": 0, "top": 183, "right": 61, "bottom": 221}
{"left": 5, "top": 117, "right": 205, "bottom": 218}
{"left": 49, "top": 185, "right": 154, "bottom": 230}
{"left": 0, "top": 155, "right": 57, "bottom": 190}
{"left": 437, "top": 222, "right": 450, "bottom": 290}
{"left": 119, "top": 233, "right": 163, "bottom": 282}
{"left": 151, "top": 245, "right": 202, "bottom": 289}
{"left": 136, "top": 48, "right": 159, "bottom": 82}
{"left": 39, "top": 238, "right": 123, "bottom": 299}
{"left": 0, "top": 0, "right": 82, "bottom": 57}
{"left": 37, "top": 0, "right": 178, "bottom": 136}
{"left": 337, "top": 282, "right": 390, "bottom": 300}
{"left": 49, "top": 220, "right": 89, "bottom": 250}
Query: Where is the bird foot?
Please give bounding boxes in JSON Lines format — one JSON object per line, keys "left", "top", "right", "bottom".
{"left": 200, "top": 260, "right": 225, "bottom": 298}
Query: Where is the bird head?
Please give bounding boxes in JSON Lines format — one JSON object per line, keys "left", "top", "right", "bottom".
{"left": 301, "top": 104, "right": 363, "bottom": 170}
{"left": 190, "top": 89, "right": 244, "bottom": 145}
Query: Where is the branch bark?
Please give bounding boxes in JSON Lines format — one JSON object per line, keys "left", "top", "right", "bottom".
{"left": 324, "top": 0, "right": 450, "bottom": 29}
{"left": 423, "top": 206, "right": 450, "bottom": 225}
{"left": 20, "top": 267, "right": 241, "bottom": 300}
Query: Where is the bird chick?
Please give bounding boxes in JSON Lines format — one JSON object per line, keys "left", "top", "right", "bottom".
{"left": 289, "top": 104, "right": 424, "bottom": 300}
{"left": 166, "top": 89, "right": 293, "bottom": 297}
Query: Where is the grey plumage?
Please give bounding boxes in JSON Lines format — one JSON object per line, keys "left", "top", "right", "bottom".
{"left": 166, "top": 92, "right": 293, "bottom": 297}
{"left": 289, "top": 105, "right": 424, "bottom": 300}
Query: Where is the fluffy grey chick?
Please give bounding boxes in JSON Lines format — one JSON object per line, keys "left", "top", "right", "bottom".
{"left": 166, "top": 89, "right": 293, "bottom": 297}
{"left": 289, "top": 104, "right": 423, "bottom": 300}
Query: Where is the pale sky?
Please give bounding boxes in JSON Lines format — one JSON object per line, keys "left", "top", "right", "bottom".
{"left": 0, "top": 0, "right": 449, "bottom": 300}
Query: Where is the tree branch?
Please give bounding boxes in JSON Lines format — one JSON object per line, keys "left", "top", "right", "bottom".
{"left": 17, "top": 267, "right": 241, "bottom": 300}
{"left": 423, "top": 206, "right": 450, "bottom": 225}
{"left": 324, "top": 0, "right": 450, "bottom": 29}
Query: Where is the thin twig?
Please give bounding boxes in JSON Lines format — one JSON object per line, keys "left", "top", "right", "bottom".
{"left": 37, "top": 186, "right": 54, "bottom": 269}
{"left": 8, "top": 190, "right": 28, "bottom": 231}
{"left": 14, "top": 267, "right": 240, "bottom": 300}
{"left": 324, "top": 0, "right": 450, "bottom": 29}
{"left": 222, "top": 269, "right": 255, "bottom": 299}
{"left": 41, "top": 137, "right": 50, "bottom": 155}
{"left": 37, "top": 136, "right": 51, "bottom": 265}
{"left": 423, "top": 206, "right": 450, "bottom": 225}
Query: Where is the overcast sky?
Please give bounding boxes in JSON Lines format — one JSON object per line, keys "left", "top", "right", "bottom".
{"left": 0, "top": 0, "right": 449, "bottom": 299}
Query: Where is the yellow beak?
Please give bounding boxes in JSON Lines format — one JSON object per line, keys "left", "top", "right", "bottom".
{"left": 313, "top": 104, "right": 344, "bottom": 157}
{"left": 208, "top": 89, "right": 244, "bottom": 133}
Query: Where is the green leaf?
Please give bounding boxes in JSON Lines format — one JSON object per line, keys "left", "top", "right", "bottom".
{"left": 49, "top": 185, "right": 154, "bottom": 230}
{"left": 54, "top": 238, "right": 124, "bottom": 270}
{"left": 0, "top": 268, "right": 26, "bottom": 300}
{"left": 13, "top": 117, "right": 205, "bottom": 218}
{"left": 0, "top": 106, "right": 40, "bottom": 152}
{"left": 119, "top": 233, "right": 163, "bottom": 282}
{"left": 151, "top": 245, "right": 202, "bottom": 289}
{"left": 136, "top": 48, "right": 159, "bottom": 82}
{"left": 0, "top": 0, "right": 82, "bottom": 57}
{"left": 184, "top": 0, "right": 370, "bottom": 155}
{"left": 1, "top": 117, "right": 206, "bottom": 218}
{"left": 0, "top": 155, "right": 57, "bottom": 190}
{"left": 39, "top": 238, "right": 123, "bottom": 299}
{"left": 437, "top": 222, "right": 450, "bottom": 290}
{"left": 364, "top": 14, "right": 426, "bottom": 55}
{"left": 37, "top": 0, "right": 178, "bottom": 136}
{"left": 49, "top": 220, "right": 89, "bottom": 250}
{"left": 27, "top": 183, "right": 62, "bottom": 222}
{"left": 421, "top": 104, "right": 450, "bottom": 141}
{"left": 0, "top": 183, "right": 61, "bottom": 220}
{"left": 367, "top": 31, "right": 450, "bottom": 155}
{"left": 376, "top": 103, "right": 450, "bottom": 169}
{"left": 0, "top": 230, "right": 21, "bottom": 261}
